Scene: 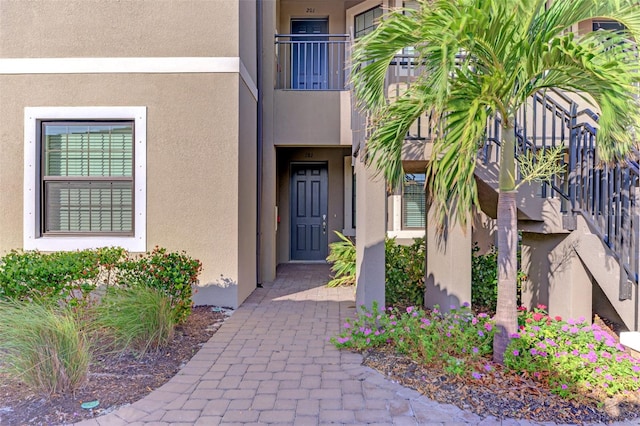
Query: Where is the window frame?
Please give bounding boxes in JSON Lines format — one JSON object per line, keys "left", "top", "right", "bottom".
{"left": 24, "top": 107, "right": 146, "bottom": 251}
{"left": 592, "top": 20, "right": 626, "bottom": 33}
{"left": 401, "top": 173, "right": 426, "bottom": 230}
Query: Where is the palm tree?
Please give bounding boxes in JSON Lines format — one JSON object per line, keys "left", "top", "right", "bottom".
{"left": 351, "top": 0, "right": 640, "bottom": 363}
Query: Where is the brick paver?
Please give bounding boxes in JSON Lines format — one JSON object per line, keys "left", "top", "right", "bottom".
{"left": 74, "top": 264, "right": 638, "bottom": 426}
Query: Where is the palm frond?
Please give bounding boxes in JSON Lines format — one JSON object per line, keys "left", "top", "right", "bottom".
{"left": 351, "top": 0, "right": 640, "bottom": 230}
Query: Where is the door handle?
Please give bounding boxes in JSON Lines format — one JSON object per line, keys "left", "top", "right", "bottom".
{"left": 322, "top": 214, "right": 327, "bottom": 235}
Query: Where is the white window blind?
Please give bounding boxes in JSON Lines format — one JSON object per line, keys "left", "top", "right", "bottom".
{"left": 402, "top": 173, "right": 425, "bottom": 229}
{"left": 42, "top": 122, "right": 134, "bottom": 234}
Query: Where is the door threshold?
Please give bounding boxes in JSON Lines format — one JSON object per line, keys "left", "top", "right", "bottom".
{"left": 288, "top": 260, "right": 328, "bottom": 264}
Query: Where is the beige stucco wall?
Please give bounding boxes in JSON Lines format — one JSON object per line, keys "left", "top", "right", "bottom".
{"left": 275, "top": 147, "right": 350, "bottom": 264}
{"left": 240, "top": 0, "right": 258, "bottom": 83}
{"left": 279, "top": 0, "right": 347, "bottom": 34}
{"left": 0, "top": 72, "right": 256, "bottom": 308}
{"left": 1, "top": 0, "right": 258, "bottom": 308}
{"left": 236, "top": 83, "right": 258, "bottom": 306}
{"left": 0, "top": 0, "right": 239, "bottom": 58}
{"left": 274, "top": 91, "right": 352, "bottom": 146}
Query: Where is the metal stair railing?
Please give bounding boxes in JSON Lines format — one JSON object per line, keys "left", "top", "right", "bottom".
{"left": 350, "top": 51, "right": 639, "bottom": 299}
{"left": 481, "top": 89, "right": 639, "bottom": 297}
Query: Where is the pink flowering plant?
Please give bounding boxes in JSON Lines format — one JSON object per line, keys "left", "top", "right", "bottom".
{"left": 504, "top": 305, "right": 640, "bottom": 398}
{"left": 331, "top": 302, "right": 496, "bottom": 376}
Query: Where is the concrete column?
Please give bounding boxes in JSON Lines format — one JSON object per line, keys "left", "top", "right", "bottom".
{"left": 355, "top": 160, "right": 386, "bottom": 311}
{"left": 258, "top": 0, "right": 277, "bottom": 283}
{"left": 425, "top": 203, "right": 472, "bottom": 311}
{"left": 521, "top": 231, "right": 591, "bottom": 321}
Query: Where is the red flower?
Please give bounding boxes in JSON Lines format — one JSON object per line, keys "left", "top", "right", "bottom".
{"left": 536, "top": 304, "right": 547, "bottom": 311}
{"left": 555, "top": 316, "right": 562, "bottom": 322}
{"left": 532, "top": 313, "right": 544, "bottom": 322}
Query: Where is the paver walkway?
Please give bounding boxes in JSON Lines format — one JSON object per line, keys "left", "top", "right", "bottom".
{"left": 75, "top": 264, "right": 634, "bottom": 426}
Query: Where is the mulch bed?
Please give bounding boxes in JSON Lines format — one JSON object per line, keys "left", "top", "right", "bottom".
{"left": 0, "top": 306, "right": 227, "bottom": 426}
{"left": 363, "top": 348, "right": 640, "bottom": 424}
{"left": 362, "top": 315, "right": 640, "bottom": 425}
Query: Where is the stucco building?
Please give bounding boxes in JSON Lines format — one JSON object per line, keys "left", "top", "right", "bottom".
{"left": 0, "top": 1, "right": 638, "bottom": 346}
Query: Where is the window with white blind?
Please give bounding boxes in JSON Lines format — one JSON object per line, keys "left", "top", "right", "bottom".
{"left": 402, "top": 173, "right": 425, "bottom": 229}
{"left": 42, "top": 122, "right": 134, "bottom": 235}
{"left": 24, "top": 107, "right": 146, "bottom": 251}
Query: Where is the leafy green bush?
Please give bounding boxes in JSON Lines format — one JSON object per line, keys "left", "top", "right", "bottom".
{"left": 326, "top": 232, "right": 356, "bottom": 287}
{"left": 385, "top": 237, "right": 425, "bottom": 307}
{"left": 91, "top": 286, "right": 175, "bottom": 356}
{"left": 117, "top": 247, "right": 202, "bottom": 323}
{"left": 0, "top": 247, "right": 201, "bottom": 321}
{"left": 0, "top": 301, "right": 90, "bottom": 395}
{"left": 0, "top": 249, "right": 103, "bottom": 303}
{"left": 504, "top": 305, "right": 640, "bottom": 398}
{"left": 471, "top": 243, "right": 524, "bottom": 313}
{"left": 326, "top": 234, "right": 425, "bottom": 306}
{"left": 471, "top": 244, "right": 499, "bottom": 312}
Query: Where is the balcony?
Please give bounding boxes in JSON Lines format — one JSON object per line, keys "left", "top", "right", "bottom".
{"left": 275, "top": 34, "right": 349, "bottom": 91}
{"left": 272, "top": 33, "right": 351, "bottom": 145}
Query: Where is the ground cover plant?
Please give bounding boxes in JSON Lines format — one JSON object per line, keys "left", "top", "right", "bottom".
{"left": 332, "top": 304, "right": 640, "bottom": 423}
{"left": 504, "top": 305, "right": 640, "bottom": 399}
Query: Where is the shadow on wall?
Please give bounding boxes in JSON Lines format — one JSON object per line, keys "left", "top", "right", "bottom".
{"left": 355, "top": 242, "right": 385, "bottom": 311}
{"left": 521, "top": 232, "right": 574, "bottom": 309}
{"left": 472, "top": 209, "right": 497, "bottom": 254}
{"left": 192, "top": 275, "right": 238, "bottom": 309}
{"left": 424, "top": 273, "right": 462, "bottom": 313}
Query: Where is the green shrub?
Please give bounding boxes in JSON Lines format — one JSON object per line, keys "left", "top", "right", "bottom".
{"left": 471, "top": 243, "right": 524, "bottom": 313}
{"left": 471, "top": 244, "right": 499, "bottom": 312}
{"left": 0, "top": 249, "right": 103, "bottom": 304}
{"left": 117, "top": 247, "right": 202, "bottom": 323}
{"left": 0, "top": 247, "right": 201, "bottom": 320}
{"left": 326, "top": 232, "right": 356, "bottom": 287}
{"left": 91, "top": 286, "right": 175, "bottom": 356}
{"left": 0, "top": 301, "right": 90, "bottom": 395}
{"left": 385, "top": 237, "right": 425, "bottom": 307}
{"left": 326, "top": 234, "right": 425, "bottom": 306}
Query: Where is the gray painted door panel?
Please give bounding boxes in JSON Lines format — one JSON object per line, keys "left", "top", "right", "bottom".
{"left": 291, "top": 19, "right": 328, "bottom": 90}
{"left": 290, "top": 163, "right": 328, "bottom": 260}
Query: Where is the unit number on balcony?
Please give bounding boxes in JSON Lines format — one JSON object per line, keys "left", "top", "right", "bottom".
{"left": 306, "top": 8, "right": 315, "bottom": 13}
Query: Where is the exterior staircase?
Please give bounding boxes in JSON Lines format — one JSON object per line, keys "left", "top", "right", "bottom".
{"left": 353, "top": 54, "right": 639, "bottom": 341}
{"left": 476, "top": 88, "right": 640, "bottom": 334}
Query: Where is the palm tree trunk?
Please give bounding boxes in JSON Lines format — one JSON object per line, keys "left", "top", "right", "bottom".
{"left": 493, "top": 124, "right": 519, "bottom": 364}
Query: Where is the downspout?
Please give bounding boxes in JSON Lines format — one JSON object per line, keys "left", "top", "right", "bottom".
{"left": 256, "top": 0, "right": 264, "bottom": 288}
